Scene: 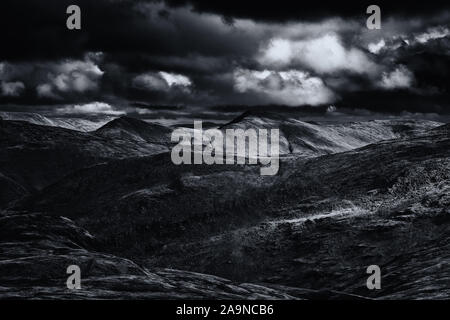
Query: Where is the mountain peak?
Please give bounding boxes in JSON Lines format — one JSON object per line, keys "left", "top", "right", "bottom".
{"left": 99, "top": 115, "right": 146, "bottom": 128}
{"left": 219, "top": 110, "right": 279, "bottom": 129}
{"left": 96, "top": 115, "right": 172, "bottom": 144}
{"left": 97, "top": 116, "right": 169, "bottom": 132}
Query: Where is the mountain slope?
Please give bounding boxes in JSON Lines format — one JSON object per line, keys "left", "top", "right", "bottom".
{"left": 15, "top": 125, "right": 450, "bottom": 299}
{"left": 0, "top": 172, "right": 28, "bottom": 206}
{"left": 3, "top": 114, "right": 449, "bottom": 299}
{"left": 218, "top": 111, "right": 442, "bottom": 157}
{"left": 148, "top": 129, "right": 450, "bottom": 298}
{"left": 0, "top": 210, "right": 304, "bottom": 299}
{"left": 0, "top": 118, "right": 171, "bottom": 207}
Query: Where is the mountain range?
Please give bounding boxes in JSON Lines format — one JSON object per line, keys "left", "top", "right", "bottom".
{"left": 1, "top": 111, "right": 448, "bottom": 299}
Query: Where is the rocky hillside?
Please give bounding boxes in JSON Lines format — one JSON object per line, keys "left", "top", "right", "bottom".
{"left": 14, "top": 120, "right": 450, "bottom": 299}
{"left": 3, "top": 113, "right": 436, "bottom": 208}
{"left": 0, "top": 210, "right": 305, "bottom": 299}
{"left": 2, "top": 114, "right": 449, "bottom": 299}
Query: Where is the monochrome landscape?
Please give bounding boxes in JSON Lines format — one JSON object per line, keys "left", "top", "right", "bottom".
{"left": 0, "top": 0, "right": 449, "bottom": 300}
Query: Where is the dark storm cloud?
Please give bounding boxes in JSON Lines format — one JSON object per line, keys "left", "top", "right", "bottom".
{"left": 161, "top": 0, "right": 450, "bottom": 22}
{"left": 2, "top": 0, "right": 448, "bottom": 60}
{"left": 0, "top": 0, "right": 449, "bottom": 114}
{"left": 0, "top": 0, "right": 261, "bottom": 61}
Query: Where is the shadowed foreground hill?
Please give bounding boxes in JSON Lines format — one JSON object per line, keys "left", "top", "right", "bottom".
{"left": 1, "top": 210, "right": 372, "bottom": 299}
{"left": 0, "top": 210, "right": 304, "bottom": 299}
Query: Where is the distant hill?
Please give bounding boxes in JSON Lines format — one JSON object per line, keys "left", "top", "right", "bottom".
{"left": 218, "top": 110, "right": 442, "bottom": 157}
{"left": 0, "top": 111, "right": 111, "bottom": 132}
{"left": 0, "top": 118, "right": 171, "bottom": 206}
{"left": 431, "top": 123, "right": 450, "bottom": 133}
{"left": 95, "top": 116, "right": 172, "bottom": 144}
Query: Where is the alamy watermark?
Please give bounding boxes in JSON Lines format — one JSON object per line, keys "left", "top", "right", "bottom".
{"left": 366, "top": 5, "right": 381, "bottom": 30}
{"left": 66, "top": 5, "right": 81, "bottom": 30}
{"left": 366, "top": 265, "right": 381, "bottom": 290}
{"left": 66, "top": 5, "right": 380, "bottom": 31}
{"left": 171, "top": 121, "right": 280, "bottom": 176}
{"left": 66, "top": 265, "right": 81, "bottom": 290}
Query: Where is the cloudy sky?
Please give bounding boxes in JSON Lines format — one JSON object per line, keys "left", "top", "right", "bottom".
{"left": 0, "top": 0, "right": 449, "bottom": 118}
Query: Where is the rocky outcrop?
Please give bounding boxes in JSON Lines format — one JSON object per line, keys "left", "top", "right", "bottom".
{"left": 0, "top": 210, "right": 302, "bottom": 299}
